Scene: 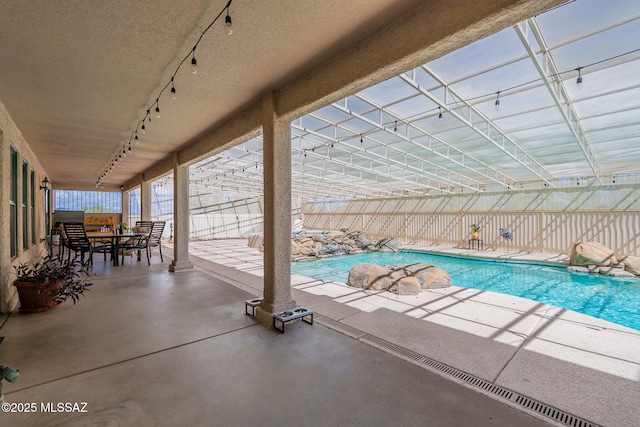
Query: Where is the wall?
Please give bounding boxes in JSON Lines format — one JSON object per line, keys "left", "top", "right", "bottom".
{"left": 303, "top": 186, "right": 640, "bottom": 257}
{"left": 0, "top": 100, "right": 49, "bottom": 313}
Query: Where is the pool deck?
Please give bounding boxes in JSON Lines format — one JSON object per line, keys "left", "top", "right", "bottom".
{"left": 187, "top": 239, "right": 640, "bottom": 427}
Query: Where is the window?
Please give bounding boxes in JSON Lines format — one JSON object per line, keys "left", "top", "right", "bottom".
{"left": 128, "top": 188, "right": 141, "bottom": 225}
{"left": 22, "top": 160, "right": 28, "bottom": 249}
{"left": 31, "top": 169, "right": 36, "bottom": 244}
{"left": 10, "top": 147, "right": 18, "bottom": 257}
{"left": 152, "top": 182, "right": 174, "bottom": 218}
{"left": 54, "top": 190, "right": 122, "bottom": 212}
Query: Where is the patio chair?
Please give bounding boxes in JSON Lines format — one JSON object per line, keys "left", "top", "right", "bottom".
{"left": 61, "top": 222, "right": 94, "bottom": 265}
{"left": 120, "top": 221, "right": 165, "bottom": 265}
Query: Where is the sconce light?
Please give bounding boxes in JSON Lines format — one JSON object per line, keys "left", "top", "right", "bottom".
{"left": 39, "top": 177, "right": 50, "bottom": 191}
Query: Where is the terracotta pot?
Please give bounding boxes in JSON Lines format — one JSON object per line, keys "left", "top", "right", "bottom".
{"left": 14, "top": 280, "right": 64, "bottom": 313}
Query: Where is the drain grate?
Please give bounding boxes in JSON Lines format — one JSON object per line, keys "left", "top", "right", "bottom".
{"left": 360, "top": 334, "right": 599, "bottom": 427}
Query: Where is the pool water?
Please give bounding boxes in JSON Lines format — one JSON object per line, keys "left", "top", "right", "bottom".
{"left": 291, "top": 251, "right": 640, "bottom": 331}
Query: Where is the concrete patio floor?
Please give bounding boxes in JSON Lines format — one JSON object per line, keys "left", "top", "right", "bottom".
{"left": 189, "top": 239, "right": 640, "bottom": 427}
{"left": 0, "top": 240, "right": 638, "bottom": 426}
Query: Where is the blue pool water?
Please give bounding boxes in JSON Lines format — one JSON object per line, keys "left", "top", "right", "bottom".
{"left": 291, "top": 251, "right": 640, "bottom": 331}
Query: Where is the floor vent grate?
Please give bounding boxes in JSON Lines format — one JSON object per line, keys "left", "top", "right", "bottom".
{"left": 360, "top": 334, "right": 599, "bottom": 427}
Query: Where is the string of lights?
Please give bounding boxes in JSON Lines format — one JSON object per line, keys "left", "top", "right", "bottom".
{"left": 97, "top": 0, "right": 638, "bottom": 190}
{"left": 97, "top": 0, "right": 234, "bottom": 187}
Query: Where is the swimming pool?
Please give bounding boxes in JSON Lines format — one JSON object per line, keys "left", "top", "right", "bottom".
{"left": 291, "top": 251, "right": 640, "bottom": 331}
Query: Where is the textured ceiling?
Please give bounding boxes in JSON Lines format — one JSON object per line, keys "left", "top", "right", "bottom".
{"left": 0, "top": 0, "right": 425, "bottom": 188}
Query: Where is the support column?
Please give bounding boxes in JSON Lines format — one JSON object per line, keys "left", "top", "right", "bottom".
{"left": 121, "top": 190, "right": 130, "bottom": 227}
{"left": 140, "top": 178, "right": 151, "bottom": 221}
{"left": 255, "top": 92, "right": 296, "bottom": 327}
{"left": 169, "top": 155, "right": 193, "bottom": 272}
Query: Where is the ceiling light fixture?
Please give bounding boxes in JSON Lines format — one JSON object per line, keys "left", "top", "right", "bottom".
{"left": 575, "top": 66, "right": 583, "bottom": 90}
{"left": 225, "top": 6, "right": 233, "bottom": 36}
{"left": 438, "top": 107, "right": 443, "bottom": 120}
{"left": 171, "top": 78, "right": 177, "bottom": 100}
{"left": 191, "top": 52, "right": 197, "bottom": 74}
{"left": 494, "top": 91, "right": 501, "bottom": 111}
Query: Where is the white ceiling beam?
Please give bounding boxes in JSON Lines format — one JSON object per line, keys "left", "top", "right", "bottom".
{"left": 414, "top": 66, "right": 557, "bottom": 186}
{"left": 515, "top": 18, "right": 603, "bottom": 184}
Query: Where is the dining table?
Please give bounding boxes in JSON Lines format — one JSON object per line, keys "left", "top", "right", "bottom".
{"left": 87, "top": 231, "right": 146, "bottom": 266}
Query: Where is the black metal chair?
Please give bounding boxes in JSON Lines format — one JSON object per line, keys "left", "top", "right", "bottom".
{"left": 91, "top": 234, "right": 114, "bottom": 263}
{"left": 61, "top": 222, "right": 93, "bottom": 265}
{"left": 121, "top": 221, "right": 165, "bottom": 265}
{"left": 147, "top": 221, "right": 166, "bottom": 263}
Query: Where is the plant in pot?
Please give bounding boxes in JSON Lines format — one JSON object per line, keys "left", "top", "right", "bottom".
{"left": 0, "top": 365, "right": 20, "bottom": 404}
{"left": 13, "top": 254, "right": 93, "bottom": 313}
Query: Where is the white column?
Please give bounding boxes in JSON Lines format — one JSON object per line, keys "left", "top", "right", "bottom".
{"left": 121, "top": 190, "right": 130, "bottom": 227}
{"left": 169, "top": 155, "right": 193, "bottom": 272}
{"left": 255, "top": 92, "right": 296, "bottom": 327}
{"left": 141, "top": 178, "right": 151, "bottom": 221}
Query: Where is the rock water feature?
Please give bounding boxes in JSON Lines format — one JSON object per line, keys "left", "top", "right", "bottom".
{"left": 568, "top": 241, "right": 640, "bottom": 278}
{"left": 248, "top": 229, "right": 453, "bottom": 295}
{"left": 248, "top": 230, "right": 400, "bottom": 260}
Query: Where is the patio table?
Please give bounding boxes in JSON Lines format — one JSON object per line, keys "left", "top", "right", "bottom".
{"left": 87, "top": 232, "right": 145, "bottom": 266}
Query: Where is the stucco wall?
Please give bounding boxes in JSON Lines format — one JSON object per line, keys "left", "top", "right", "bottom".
{"left": 0, "top": 99, "right": 48, "bottom": 313}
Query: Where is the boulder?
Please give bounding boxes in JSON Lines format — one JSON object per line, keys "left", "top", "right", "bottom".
{"left": 569, "top": 242, "right": 617, "bottom": 266}
{"left": 621, "top": 256, "right": 640, "bottom": 276}
{"left": 567, "top": 266, "right": 590, "bottom": 274}
{"left": 347, "top": 264, "right": 393, "bottom": 291}
{"left": 398, "top": 263, "right": 452, "bottom": 289}
{"left": 348, "top": 263, "right": 452, "bottom": 293}
{"left": 391, "top": 276, "right": 421, "bottom": 295}
{"left": 598, "top": 267, "right": 636, "bottom": 278}
{"left": 354, "top": 232, "right": 373, "bottom": 249}
{"left": 376, "top": 237, "right": 399, "bottom": 252}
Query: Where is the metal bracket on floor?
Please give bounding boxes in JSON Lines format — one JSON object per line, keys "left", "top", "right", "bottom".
{"left": 273, "top": 307, "right": 314, "bottom": 333}
{"left": 245, "top": 298, "right": 262, "bottom": 318}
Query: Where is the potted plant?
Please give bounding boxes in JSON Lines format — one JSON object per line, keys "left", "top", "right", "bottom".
{"left": 0, "top": 365, "right": 19, "bottom": 404}
{"left": 13, "top": 254, "right": 93, "bottom": 313}
{"left": 470, "top": 224, "right": 481, "bottom": 240}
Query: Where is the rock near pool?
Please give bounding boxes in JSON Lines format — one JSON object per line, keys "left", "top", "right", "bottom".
{"left": 569, "top": 242, "right": 617, "bottom": 266}
{"left": 347, "top": 263, "right": 452, "bottom": 295}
